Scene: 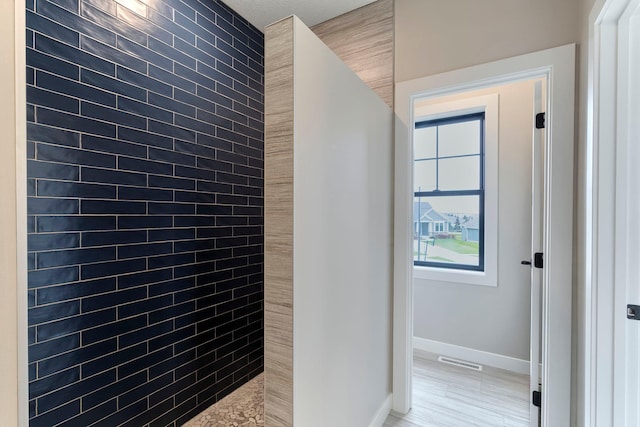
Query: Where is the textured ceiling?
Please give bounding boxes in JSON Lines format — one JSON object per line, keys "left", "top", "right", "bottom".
{"left": 223, "top": 0, "right": 378, "bottom": 32}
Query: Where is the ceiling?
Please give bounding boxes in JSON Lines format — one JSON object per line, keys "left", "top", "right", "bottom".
{"left": 223, "top": 0, "right": 379, "bottom": 32}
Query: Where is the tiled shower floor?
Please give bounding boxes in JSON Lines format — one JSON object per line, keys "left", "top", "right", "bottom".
{"left": 183, "top": 374, "right": 264, "bottom": 426}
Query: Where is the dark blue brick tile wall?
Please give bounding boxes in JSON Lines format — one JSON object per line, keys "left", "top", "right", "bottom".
{"left": 26, "top": 0, "right": 264, "bottom": 425}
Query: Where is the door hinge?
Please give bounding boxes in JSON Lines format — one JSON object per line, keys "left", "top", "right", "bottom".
{"left": 536, "top": 112, "right": 546, "bottom": 129}
{"left": 534, "top": 252, "right": 543, "bottom": 268}
{"left": 532, "top": 390, "right": 541, "bottom": 408}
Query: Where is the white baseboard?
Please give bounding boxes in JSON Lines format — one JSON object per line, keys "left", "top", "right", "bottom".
{"left": 368, "top": 394, "right": 392, "bottom": 427}
{"left": 413, "top": 337, "right": 530, "bottom": 375}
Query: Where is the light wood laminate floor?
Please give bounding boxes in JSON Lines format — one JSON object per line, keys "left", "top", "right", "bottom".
{"left": 384, "top": 351, "right": 530, "bottom": 427}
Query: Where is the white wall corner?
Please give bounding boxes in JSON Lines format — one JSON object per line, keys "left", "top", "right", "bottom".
{"left": 368, "top": 394, "right": 393, "bottom": 427}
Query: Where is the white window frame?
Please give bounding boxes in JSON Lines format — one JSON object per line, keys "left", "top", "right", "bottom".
{"left": 412, "top": 94, "right": 498, "bottom": 287}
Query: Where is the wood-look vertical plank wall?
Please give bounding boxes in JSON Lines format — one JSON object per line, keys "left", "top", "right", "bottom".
{"left": 312, "top": 0, "right": 395, "bottom": 108}
{"left": 264, "top": 17, "right": 295, "bottom": 427}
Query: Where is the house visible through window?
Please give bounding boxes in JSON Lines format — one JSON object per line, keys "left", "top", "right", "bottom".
{"left": 413, "top": 112, "right": 484, "bottom": 271}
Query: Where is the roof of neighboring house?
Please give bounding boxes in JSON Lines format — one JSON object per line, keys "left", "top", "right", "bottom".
{"left": 462, "top": 216, "right": 480, "bottom": 230}
{"left": 413, "top": 201, "right": 448, "bottom": 223}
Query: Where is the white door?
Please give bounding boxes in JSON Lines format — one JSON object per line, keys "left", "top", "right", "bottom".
{"left": 528, "top": 80, "right": 544, "bottom": 427}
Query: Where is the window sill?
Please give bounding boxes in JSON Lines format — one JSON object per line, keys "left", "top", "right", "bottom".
{"left": 413, "top": 265, "right": 497, "bottom": 287}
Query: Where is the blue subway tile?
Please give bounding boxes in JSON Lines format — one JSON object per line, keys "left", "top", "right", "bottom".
{"left": 28, "top": 86, "right": 79, "bottom": 114}
{"left": 117, "top": 36, "right": 173, "bottom": 71}
{"left": 81, "top": 68, "right": 146, "bottom": 102}
{"left": 148, "top": 119, "right": 196, "bottom": 142}
{"left": 116, "top": 66, "right": 172, "bottom": 97}
{"left": 148, "top": 202, "right": 195, "bottom": 215}
{"left": 81, "top": 101, "right": 147, "bottom": 130}
{"left": 81, "top": 36, "right": 146, "bottom": 74}
{"left": 147, "top": 9, "right": 195, "bottom": 45}
{"left": 27, "top": 0, "right": 265, "bottom": 424}
{"left": 37, "top": 0, "right": 116, "bottom": 45}
{"left": 82, "top": 166, "right": 147, "bottom": 186}
{"left": 28, "top": 198, "right": 79, "bottom": 215}
{"left": 35, "top": 33, "right": 115, "bottom": 75}
{"left": 147, "top": 91, "right": 195, "bottom": 118}
{"left": 80, "top": 2, "right": 146, "bottom": 45}
{"left": 119, "top": 156, "right": 172, "bottom": 175}
{"left": 27, "top": 103, "right": 35, "bottom": 123}
{"left": 27, "top": 47, "right": 78, "bottom": 80}
{"left": 27, "top": 10, "right": 79, "bottom": 47}
{"left": 117, "top": 242, "right": 172, "bottom": 259}
{"left": 117, "top": 215, "right": 172, "bottom": 229}
{"left": 81, "top": 229, "right": 147, "bottom": 247}
{"left": 195, "top": 36, "right": 232, "bottom": 66}
{"left": 174, "top": 87, "right": 216, "bottom": 113}
{"left": 149, "top": 36, "right": 196, "bottom": 70}
{"left": 118, "top": 320, "right": 172, "bottom": 349}
{"left": 149, "top": 277, "right": 195, "bottom": 297}
{"left": 82, "top": 287, "right": 147, "bottom": 313}
{"left": 148, "top": 174, "right": 195, "bottom": 190}
{"left": 82, "top": 343, "right": 146, "bottom": 378}
{"left": 28, "top": 333, "right": 80, "bottom": 363}
{"left": 36, "top": 246, "right": 116, "bottom": 269}
{"left": 37, "top": 277, "right": 116, "bottom": 304}
{"left": 27, "top": 122, "right": 80, "bottom": 147}
{"left": 148, "top": 64, "right": 195, "bottom": 93}
{"left": 215, "top": 15, "right": 247, "bottom": 45}
{"left": 37, "top": 180, "right": 116, "bottom": 199}
{"left": 174, "top": 36, "right": 210, "bottom": 66}
{"left": 148, "top": 252, "right": 194, "bottom": 269}
{"left": 81, "top": 314, "right": 146, "bottom": 345}
{"left": 114, "top": 4, "right": 172, "bottom": 45}
{"left": 28, "top": 267, "right": 79, "bottom": 289}
{"left": 36, "top": 308, "right": 115, "bottom": 342}
{"left": 117, "top": 96, "right": 173, "bottom": 123}
{"left": 28, "top": 159, "right": 79, "bottom": 181}
{"left": 80, "top": 258, "right": 146, "bottom": 280}
{"left": 118, "top": 126, "right": 174, "bottom": 150}
{"left": 80, "top": 200, "right": 146, "bottom": 215}
{"left": 37, "top": 215, "right": 115, "bottom": 232}
{"left": 197, "top": 157, "right": 233, "bottom": 173}
{"left": 38, "top": 143, "right": 116, "bottom": 168}
{"left": 148, "top": 227, "right": 195, "bottom": 242}
{"left": 82, "top": 134, "right": 148, "bottom": 158}
{"left": 28, "top": 232, "right": 80, "bottom": 251}
{"left": 29, "top": 366, "right": 79, "bottom": 400}
{"left": 55, "top": 398, "right": 117, "bottom": 427}
{"left": 118, "top": 372, "right": 172, "bottom": 409}
{"left": 30, "top": 399, "right": 80, "bottom": 427}
{"left": 29, "top": 300, "right": 80, "bottom": 326}
{"left": 118, "top": 268, "right": 173, "bottom": 289}
{"left": 216, "top": 38, "right": 247, "bottom": 65}
{"left": 37, "top": 107, "right": 116, "bottom": 138}
{"left": 118, "top": 186, "right": 173, "bottom": 202}
{"left": 118, "top": 294, "right": 173, "bottom": 319}
{"left": 38, "top": 369, "right": 115, "bottom": 414}
{"left": 82, "top": 371, "right": 147, "bottom": 411}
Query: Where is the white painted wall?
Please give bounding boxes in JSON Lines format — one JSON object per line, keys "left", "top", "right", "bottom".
{"left": 413, "top": 80, "right": 537, "bottom": 362}
{"left": 291, "top": 17, "right": 394, "bottom": 427}
{"left": 394, "top": 0, "right": 581, "bottom": 81}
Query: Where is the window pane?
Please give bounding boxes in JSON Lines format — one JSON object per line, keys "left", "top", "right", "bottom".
{"left": 413, "top": 195, "right": 481, "bottom": 268}
{"left": 414, "top": 159, "right": 436, "bottom": 192}
{"left": 438, "top": 156, "right": 480, "bottom": 190}
{"left": 414, "top": 126, "right": 437, "bottom": 159}
{"left": 438, "top": 120, "right": 481, "bottom": 158}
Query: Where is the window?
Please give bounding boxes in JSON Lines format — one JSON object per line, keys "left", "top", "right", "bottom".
{"left": 413, "top": 113, "right": 484, "bottom": 271}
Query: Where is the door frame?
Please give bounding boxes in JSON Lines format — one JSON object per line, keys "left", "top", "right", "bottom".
{"left": 2, "top": 0, "right": 28, "bottom": 425}
{"left": 586, "top": 0, "right": 640, "bottom": 425}
{"left": 393, "top": 44, "right": 575, "bottom": 426}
